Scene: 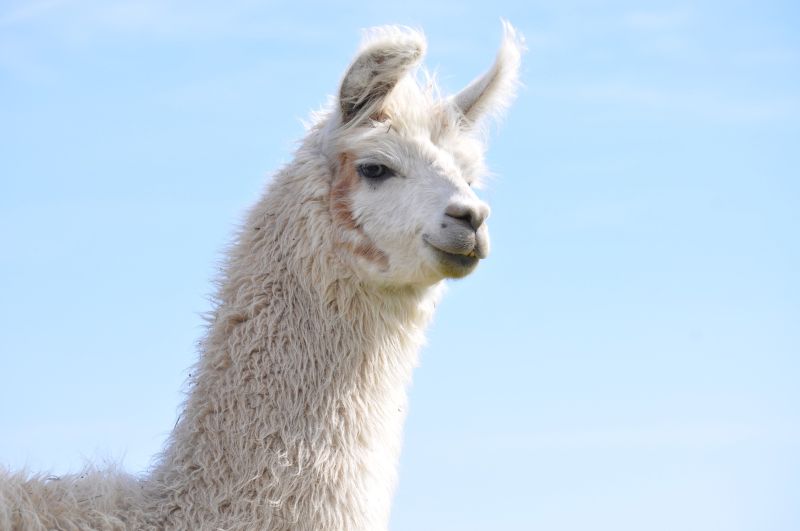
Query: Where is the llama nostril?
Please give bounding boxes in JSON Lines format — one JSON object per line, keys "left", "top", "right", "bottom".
{"left": 445, "top": 202, "right": 489, "bottom": 231}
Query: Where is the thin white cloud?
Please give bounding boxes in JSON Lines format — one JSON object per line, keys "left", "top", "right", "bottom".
{"left": 0, "top": 0, "right": 290, "bottom": 40}
{"left": 456, "top": 421, "right": 800, "bottom": 452}
{"left": 0, "top": 0, "right": 345, "bottom": 81}
{"left": 534, "top": 80, "right": 800, "bottom": 123}
{"left": 623, "top": 8, "right": 693, "bottom": 31}
{"left": 566, "top": 81, "right": 669, "bottom": 107}
{"left": 0, "top": 0, "right": 70, "bottom": 27}
{"left": 735, "top": 48, "right": 800, "bottom": 67}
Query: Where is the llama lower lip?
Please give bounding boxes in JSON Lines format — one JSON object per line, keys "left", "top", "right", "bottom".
{"left": 426, "top": 244, "right": 480, "bottom": 276}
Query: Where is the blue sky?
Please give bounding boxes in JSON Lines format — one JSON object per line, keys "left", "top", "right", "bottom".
{"left": 1, "top": 1, "right": 798, "bottom": 530}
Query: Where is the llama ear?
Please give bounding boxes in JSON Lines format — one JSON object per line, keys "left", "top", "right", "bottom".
{"left": 452, "top": 21, "right": 524, "bottom": 127}
{"left": 339, "top": 27, "right": 426, "bottom": 125}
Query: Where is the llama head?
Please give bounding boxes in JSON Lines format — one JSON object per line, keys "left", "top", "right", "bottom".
{"left": 322, "top": 23, "right": 523, "bottom": 288}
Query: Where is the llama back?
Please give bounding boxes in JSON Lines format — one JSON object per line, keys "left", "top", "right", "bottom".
{"left": 0, "top": 467, "right": 144, "bottom": 531}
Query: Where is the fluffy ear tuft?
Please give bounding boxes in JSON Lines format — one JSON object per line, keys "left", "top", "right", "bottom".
{"left": 452, "top": 20, "right": 525, "bottom": 127}
{"left": 339, "top": 26, "right": 427, "bottom": 125}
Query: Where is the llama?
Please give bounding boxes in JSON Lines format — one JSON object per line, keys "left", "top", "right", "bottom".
{"left": 1, "top": 23, "right": 523, "bottom": 531}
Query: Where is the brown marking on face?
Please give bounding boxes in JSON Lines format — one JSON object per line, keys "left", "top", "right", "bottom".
{"left": 344, "top": 241, "right": 389, "bottom": 270}
{"left": 330, "top": 153, "right": 390, "bottom": 271}
{"left": 330, "top": 153, "right": 361, "bottom": 231}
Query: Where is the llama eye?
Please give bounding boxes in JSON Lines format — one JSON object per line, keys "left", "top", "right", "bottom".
{"left": 357, "top": 164, "right": 393, "bottom": 180}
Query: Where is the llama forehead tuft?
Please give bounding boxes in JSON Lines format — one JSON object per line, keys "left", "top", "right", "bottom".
{"left": 326, "top": 21, "right": 523, "bottom": 146}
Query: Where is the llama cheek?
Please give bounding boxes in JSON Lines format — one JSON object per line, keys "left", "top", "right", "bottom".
{"left": 330, "top": 153, "right": 390, "bottom": 271}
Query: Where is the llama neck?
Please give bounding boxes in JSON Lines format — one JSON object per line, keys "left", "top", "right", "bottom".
{"left": 148, "top": 157, "right": 442, "bottom": 530}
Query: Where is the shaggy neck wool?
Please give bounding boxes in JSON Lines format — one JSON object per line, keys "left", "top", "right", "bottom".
{"left": 144, "top": 128, "right": 442, "bottom": 531}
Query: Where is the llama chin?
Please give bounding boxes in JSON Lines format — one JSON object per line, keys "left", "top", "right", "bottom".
{"left": 1, "top": 22, "right": 523, "bottom": 531}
